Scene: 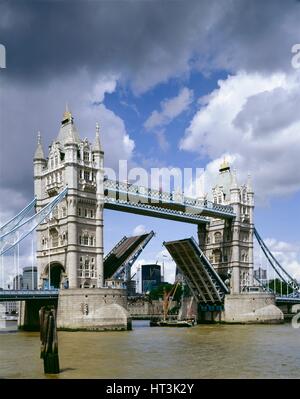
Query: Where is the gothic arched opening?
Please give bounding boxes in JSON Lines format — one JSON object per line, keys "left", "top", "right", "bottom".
{"left": 44, "top": 262, "right": 65, "bottom": 289}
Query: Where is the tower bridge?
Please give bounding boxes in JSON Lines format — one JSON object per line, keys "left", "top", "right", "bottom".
{"left": 0, "top": 107, "right": 297, "bottom": 329}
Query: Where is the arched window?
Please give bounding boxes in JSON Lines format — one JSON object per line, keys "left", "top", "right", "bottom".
{"left": 51, "top": 229, "right": 58, "bottom": 247}
{"left": 214, "top": 232, "right": 222, "bottom": 244}
{"left": 213, "top": 249, "right": 222, "bottom": 263}
{"left": 223, "top": 250, "right": 228, "bottom": 262}
{"left": 241, "top": 251, "right": 248, "bottom": 262}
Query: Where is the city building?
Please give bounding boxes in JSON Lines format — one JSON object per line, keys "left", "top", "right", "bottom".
{"left": 13, "top": 274, "right": 23, "bottom": 290}
{"left": 254, "top": 267, "right": 267, "bottom": 281}
{"left": 126, "top": 280, "right": 137, "bottom": 296}
{"left": 22, "top": 267, "right": 38, "bottom": 290}
{"left": 141, "top": 264, "right": 161, "bottom": 293}
{"left": 5, "top": 301, "right": 18, "bottom": 314}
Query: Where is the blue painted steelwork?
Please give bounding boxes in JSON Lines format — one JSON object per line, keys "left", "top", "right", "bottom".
{"left": 112, "top": 231, "right": 155, "bottom": 280}
{"left": 164, "top": 237, "right": 229, "bottom": 304}
{"left": 104, "top": 179, "right": 235, "bottom": 222}
{"left": 254, "top": 228, "right": 300, "bottom": 294}
{"left": 0, "top": 197, "right": 36, "bottom": 237}
{"left": 199, "top": 304, "right": 224, "bottom": 311}
{"left": 104, "top": 196, "right": 210, "bottom": 224}
{"left": 275, "top": 296, "right": 300, "bottom": 304}
{"left": 0, "top": 289, "right": 59, "bottom": 301}
{"left": 0, "top": 187, "right": 68, "bottom": 256}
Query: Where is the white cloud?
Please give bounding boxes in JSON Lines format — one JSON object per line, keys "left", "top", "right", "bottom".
{"left": 132, "top": 224, "right": 147, "bottom": 236}
{"left": 144, "top": 87, "right": 193, "bottom": 131}
{"left": 81, "top": 102, "right": 135, "bottom": 169}
{"left": 255, "top": 237, "right": 300, "bottom": 282}
{"left": 88, "top": 76, "right": 118, "bottom": 104}
{"left": 154, "top": 130, "right": 170, "bottom": 152}
{"left": 0, "top": 72, "right": 135, "bottom": 220}
{"left": 180, "top": 71, "right": 300, "bottom": 202}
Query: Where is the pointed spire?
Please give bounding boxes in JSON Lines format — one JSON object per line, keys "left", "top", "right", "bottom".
{"left": 219, "top": 157, "right": 230, "bottom": 173}
{"left": 34, "top": 131, "right": 45, "bottom": 160}
{"left": 62, "top": 103, "right": 73, "bottom": 125}
{"left": 230, "top": 168, "right": 238, "bottom": 190}
{"left": 65, "top": 123, "right": 77, "bottom": 145}
{"left": 92, "top": 122, "right": 102, "bottom": 152}
{"left": 57, "top": 105, "right": 80, "bottom": 145}
{"left": 247, "top": 173, "right": 253, "bottom": 193}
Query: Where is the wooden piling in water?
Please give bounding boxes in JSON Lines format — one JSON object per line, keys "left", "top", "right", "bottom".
{"left": 39, "top": 306, "right": 60, "bottom": 374}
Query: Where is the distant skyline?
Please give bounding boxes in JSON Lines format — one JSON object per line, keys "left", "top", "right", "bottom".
{"left": 0, "top": 0, "right": 299, "bottom": 284}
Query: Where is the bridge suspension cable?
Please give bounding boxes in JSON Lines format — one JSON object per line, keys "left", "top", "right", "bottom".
{"left": 254, "top": 228, "right": 300, "bottom": 295}
{"left": 0, "top": 197, "right": 36, "bottom": 237}
{"left": 0, "top": 187, "right": 68, "bottom": 256}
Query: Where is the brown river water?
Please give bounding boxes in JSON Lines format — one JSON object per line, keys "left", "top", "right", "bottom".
{"left": 1, "top": 320, "right": 300, "bottom": 379}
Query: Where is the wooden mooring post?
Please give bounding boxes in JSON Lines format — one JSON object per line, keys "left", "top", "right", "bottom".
{"left": 39, "top": 306, "right": 60, "bottom": 374}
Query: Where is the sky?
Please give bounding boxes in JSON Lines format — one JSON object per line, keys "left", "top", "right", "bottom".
{"left": 0, "top": 0, "right": 300, "bottom": 286}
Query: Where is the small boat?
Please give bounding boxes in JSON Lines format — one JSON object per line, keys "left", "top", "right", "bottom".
{"left": 158, "top": 320, "right": 194, "bottom": 327}
{"left": 150, "top": 280, "right": 196, "bottom": 328}
{"left": 150, "top": 319, "right": 195, "bottom": 327}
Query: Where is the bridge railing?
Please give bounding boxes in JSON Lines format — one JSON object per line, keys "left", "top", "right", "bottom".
{"left": 0, "top": 289, "right": 59, "bottom": 295}
{"left": 104, "top": 179, "right": 235, "bottom": 217}
{"left": 0, "top": 289, "right": 59, "bottom": 301}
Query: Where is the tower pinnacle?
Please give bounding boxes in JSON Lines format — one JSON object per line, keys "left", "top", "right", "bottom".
{"left": 57, "top": 105, "right": 80, "bottom": 144}
{"left": 62, "top": 103, "right": 73, "bottom": 125}
{"left": 231, "top": 169, "right": 238, "bottom": 189}
{"left": 34, "top": 131, "right": 45, "bottom": 160}
{"left": 219, "top": 157, "right": 230, "bottom": 173}
{"left": 247, "top": 173, "right": 253, "bottom": 193}
{"left": 93, "top": 122, "right": 102, "bottom": 152}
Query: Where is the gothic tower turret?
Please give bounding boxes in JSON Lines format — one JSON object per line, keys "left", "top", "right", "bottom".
{"left": 35, "top": 107, "right": 105, "bottom": 290}
{"left": 92, "top": 123, "right": 104, "bottom": 287}
{"left": 33, "top": 132, "right": 46, "bottom": 205}
{"left": 198, "top": 160, "right": 255, "bottom": 294}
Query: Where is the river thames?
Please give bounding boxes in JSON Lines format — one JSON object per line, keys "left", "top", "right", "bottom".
{"left": 1, "top": 320, "right": 300, "bottom": 379}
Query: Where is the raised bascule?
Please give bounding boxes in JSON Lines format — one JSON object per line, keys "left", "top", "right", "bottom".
{"left": 1, "top": 107, "right": 298, "bottom": 330}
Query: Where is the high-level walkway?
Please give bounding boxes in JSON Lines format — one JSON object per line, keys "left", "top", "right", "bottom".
{"left": 104, "top": 179, "right": 235, "bottom": 224}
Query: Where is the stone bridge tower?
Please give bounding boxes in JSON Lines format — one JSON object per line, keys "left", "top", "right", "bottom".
{"left": 34, "top": 107, "right": 104, "bottom": 290}
{"left": 198, "top": 160, "right": 254, "bottom": 294}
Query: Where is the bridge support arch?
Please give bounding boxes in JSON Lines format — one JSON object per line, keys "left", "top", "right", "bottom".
{"left": 41, "top": 262, "right": 66, "bottom": 289}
